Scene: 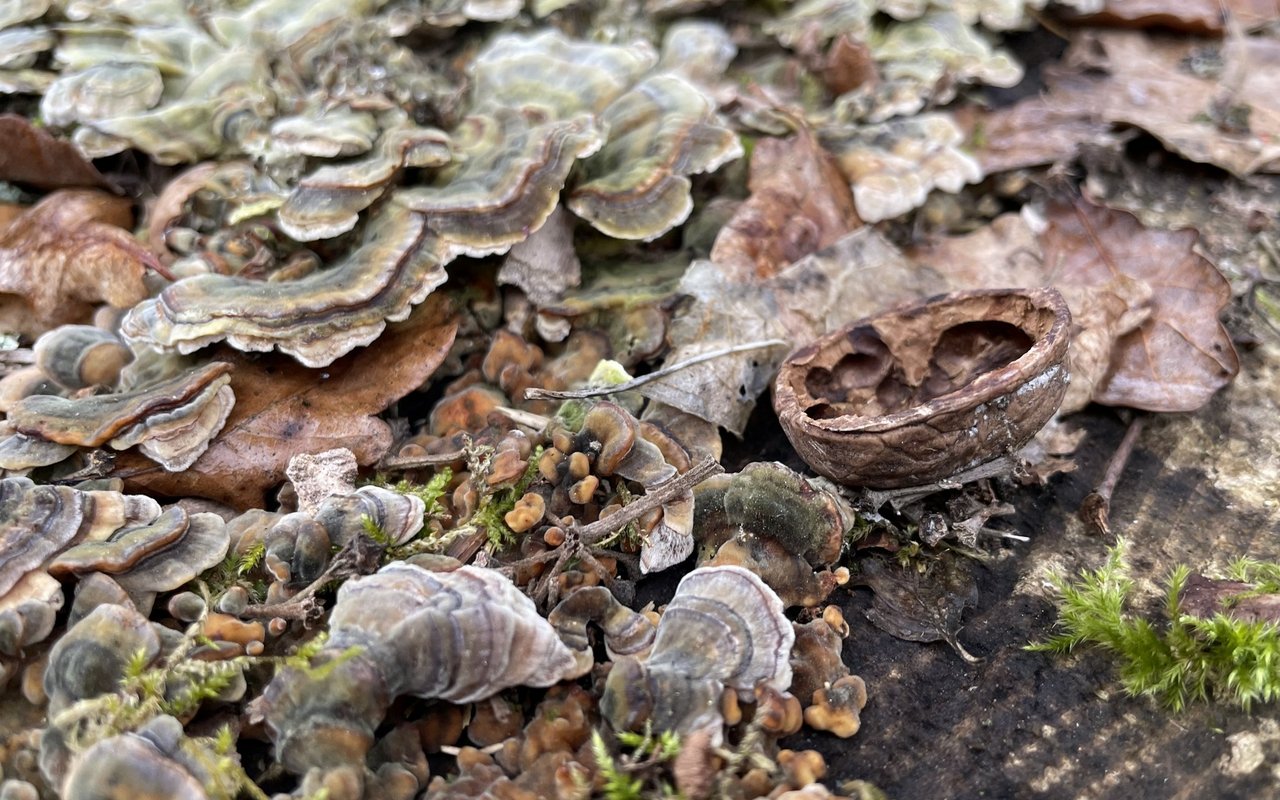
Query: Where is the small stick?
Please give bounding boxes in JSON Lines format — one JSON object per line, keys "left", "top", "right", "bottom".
{"left": 240, "top": 536, "right": 377, "bottom": 622}
{"left": 491, "top": 407, "right": 553, "bottom": 429}
{"left": 863, "top": 457, "right": 1015, "bottom": 512}
{"left": 504, "top": 458, "right": 723, "bottom": 606}
{"left": 379, "top": 449, "right": 467, "bottom": 471}
{"left": 521, "top": 340, "right": 789, "bottom": 402}
{"left": 1080, "top": 415, "right": 1145, "bottom": 538}
{"left": 446, "top": 526, "right": 491, "bottom": 564}
{"left": 575, "top": 458, "right": 723, "bottom": 545}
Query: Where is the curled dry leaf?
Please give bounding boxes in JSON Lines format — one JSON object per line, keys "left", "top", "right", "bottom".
{"left": 1039, "top": 200, "right": 1238, "bottom": 412}
{"left": 909, "top": 201, "right": 1239, "bottom": 414}
{"left": 115, "top": 293, "right": 458, "bottom": 509}
{"left": 856, "top": 553, "right": 980, "bottom": 663}
{"left": 710, "top": 127, "right": 862, "bottom": 282}
{"left": 0, "top": 114, "right": 112, "bottom": 190}
{"left": 1052, "top": 31, "right": 1280, "bottom": 176}
{"left": 0, "top": 190, "right": 154, "bottom": 338}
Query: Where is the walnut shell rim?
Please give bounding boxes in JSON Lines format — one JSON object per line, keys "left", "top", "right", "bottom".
{"left": 773, "top": 287, "right": 1071, "bottom": 489}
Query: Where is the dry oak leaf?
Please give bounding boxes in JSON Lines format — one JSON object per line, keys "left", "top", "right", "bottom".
{"left": 1052, "top": 31, "right": 1280, "bottom": 176}
{"left": 0, "top": 190, "right": 155, "bottom": 338}
{"left": 0, "top": 115, "right": 113, "bottom": 191}
{"left": 117, "top": 293, "right": 458, "bottom": 509}
{"left": 910, "top": 211, "right": 1151, "bottom": 414}
{"left": 856, "top": 554, "right": 980, "bottom": 663}
{"left": 953, "top": 85, "right": 1117, "bottom": 175}
{"left": 910, "top": 203, "right": 1238, "bottom": 414}
{"left": 710, "top": 127, "right": 862, "bottom": 281}
{"left": 1039, "top": 199, "right": 1238, "bottom": 412}
{"left": 1068, "top": 0, "right": 1280, "bottom": 34}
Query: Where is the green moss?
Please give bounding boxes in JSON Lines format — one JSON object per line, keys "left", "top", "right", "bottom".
{"left": 469, "top": 446, "right": 544, "bottom": 551}
{"left": 1029, "top": 540, "right": 1280, "bottom": 710}
{"left": 203, "top": 540, "right": 266, "bottom": 595}
{"left": 360, "top": 514, "right": 396, "bottom": 547}
{"left": 385, "top": 468, "right": 452, "bottom": 521}
{"left": 592, "top": 730, "right": 646, "bottom": 800}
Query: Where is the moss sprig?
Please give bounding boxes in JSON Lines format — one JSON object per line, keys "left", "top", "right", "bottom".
{"left": 589, "top": 725, "right": 683, "bottom": 800}
{"left": 1029, "top": 540, "right": 1280, "bottom": 710}
{"left": 468, "top": 444, "right": 544, "bottom": 551}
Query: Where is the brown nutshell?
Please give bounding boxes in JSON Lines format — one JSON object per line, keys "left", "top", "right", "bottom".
{"left": 774, "top": 287, "right": 1071, "bottom": 488}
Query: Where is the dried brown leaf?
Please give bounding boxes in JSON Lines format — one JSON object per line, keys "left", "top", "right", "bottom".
{"left": 909, "top": 203, "right": 1238, "bottom": 414}
{"left": 1051, "top": 31, "right": 1280, "bottom": 176}
{"left": 1040, "top": 200, "right": 1238, "bottom": 412}
{"left": 856, "top": 554, "right": 980, "bottom": 663}
{"left": 954, "top": 90, "right": 1116, "bottom": 175}
{"left": 144, "top": 162, "right": 222, "bottom": 263}
{"left": 117, "top": 293, "right": 458, "bottom": 509}
{"left": 0, "top": 190, "right": 154, "bottom": 338}
{"left": 822, "top": 34, "right": 878, "bottom": 98}
{"left": 0, "top": 204, "right": 22, "bottom": 229}
{"left": 1072, "top": 0, "right": 1280, "bottom": 34}
{"left": 710, "top": 128, "right": 862, "bottom": 281}
{"left": 1180, "top": 574, "right": 1280, "bottom": 623}
{"left": 0, "top": 115, "right": 113, "bottom": 191}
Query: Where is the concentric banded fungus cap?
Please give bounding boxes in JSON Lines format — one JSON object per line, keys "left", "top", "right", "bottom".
{"left": 774, "top": 287, "right": 1070, "bottom": 488}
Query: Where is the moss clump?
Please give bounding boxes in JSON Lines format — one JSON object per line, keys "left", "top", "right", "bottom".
{"left": 1030, "top": 540, "right": 1280, "bottom": 711}
{"left": 468, "top": 446, "right": 544, "bottom": 551}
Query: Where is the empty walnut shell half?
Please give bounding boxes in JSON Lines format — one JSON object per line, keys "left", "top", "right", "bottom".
{"left": 774, "top": 287, "right": 1070, "bottom": 488}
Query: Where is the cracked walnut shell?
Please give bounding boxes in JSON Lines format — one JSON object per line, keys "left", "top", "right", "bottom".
{"left": 774, "top": 287, "right": 1070, "bottom": 488}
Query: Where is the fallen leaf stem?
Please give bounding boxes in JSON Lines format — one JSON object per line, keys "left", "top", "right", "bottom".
{"left": 239, "top": 537, "right": 376, "bottom": 622}
{"left": 521, "top": 340, "right": 789, "bottom": 402}
{"left": 1080, "top": 415, "right": 1145, "bottom": 537}
{"left": 575, "top": 457, "right": 723, "bottom": 545}
{"left": 379, "top": 449, "right": 467, "bottom": 471}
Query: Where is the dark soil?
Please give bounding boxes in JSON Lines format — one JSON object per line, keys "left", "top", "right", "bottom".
{"left": 728, "top": 346, "right": 1280, "bottom": 799}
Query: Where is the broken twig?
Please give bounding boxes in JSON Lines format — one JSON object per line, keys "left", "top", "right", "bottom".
{"left": 1080, "top": 415, "right": 1145, "bottom": 538}
{"left": 522, "top": 340, "right": 788, "bottom": 402}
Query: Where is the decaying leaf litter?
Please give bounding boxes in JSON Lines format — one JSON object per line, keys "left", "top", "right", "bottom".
{"left": 1, "top": 0, "right": 1279, "bottom": 797}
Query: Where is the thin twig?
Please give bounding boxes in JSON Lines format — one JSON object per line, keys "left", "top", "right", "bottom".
{"left": 521, "top": 340, "right": 789, "bottom": 402}
{"left": 240, "top": 536, "right": 376, "bottom": 622}
{"left": 491, "top": 407, "right": 554, "bottom": 429}
{"left": 862, "top": 457, "right": 1015, "bottom": 512}
{"left": 1080, "top": 415, "right": 1145, "bottom": 538}
{"left": 507, "top": 458, "right": 724, "bottom": 607}
{"left": 575, "top": 458, "right": 723, "bottom": 544}
{"left": 379, "top": 448, "right": 467, "bottom": 471}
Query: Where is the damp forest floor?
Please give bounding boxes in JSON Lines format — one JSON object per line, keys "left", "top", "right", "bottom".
{"left": 740, "top": 338, "right": 1280, "bottom": 800}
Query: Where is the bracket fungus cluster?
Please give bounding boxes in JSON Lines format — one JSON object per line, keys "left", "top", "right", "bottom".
{"left": 0, "top": 0, "right": 1248, "bottom": 797}
{"left": 113, "top": 28, "right": 741, "bottom": 371}
{"left": 229, "top": 484, "right": 425, "bottom": 604}
{"left": 560, "top": 565, "right": 797, "bottom": 736}
{"left": 775, "top": 287, "right": 1072, "bottom": 488}
{"left": 0, "top": 477, "right": 163, "bottom": 682}
{"left": 59, "top": 715, "right": 230, "bottom": 800}
{"left": 693, "top": 462, "right": 851, "bottom": 607}
{"left": 0, "top": 345, "right": 234, "bottom": 473}
{"left": 251, "top": 563, "right": 583, "bottom": 774}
